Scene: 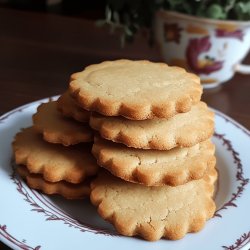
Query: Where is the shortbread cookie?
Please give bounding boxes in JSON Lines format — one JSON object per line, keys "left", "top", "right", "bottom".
{"left": 33, "top": 101, "right": 93, "bottom": 146}
{"left": 90, "top": 102, "right": 214, "bottom": 150}
{"left": 57, "top": 91, "right": 90, "bottom": 122}
{"left": 70, "top": 60, "right": 202, "bottom": 120}
{"left": 90, "top": 168, "right": 217, "bottom": 241}
{"left": 92, "top": 136, "right": 216, "bottom": 186}
{"left": 17, "top": 165, "right": 90, "bottom": 199}
{"left": 12, "top": 127, "right": 99, "bottom": 183}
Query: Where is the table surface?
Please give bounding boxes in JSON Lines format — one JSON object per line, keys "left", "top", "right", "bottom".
{"left": 0, "top": 7, "right": 250, "bottom": 250}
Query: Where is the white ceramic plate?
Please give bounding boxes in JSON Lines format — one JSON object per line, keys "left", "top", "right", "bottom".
{"left": 0, "top": 97, "right": 249, "bottom": 250}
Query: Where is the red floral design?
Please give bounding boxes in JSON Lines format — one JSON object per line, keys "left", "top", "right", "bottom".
{"left": 213, "top": 132, "right": 249, "bottom": 218}
{"left": 164, "top": 23, "right": 182, "bottom": 43}
{"left": 222, "top": 231, "right": 250, "bottom": 249}
{"left": 186, "top": 36, "right": 224, "bottom": 74}
{"left": 216, "top": 29, "right": 244, "bottom": 41}
{"left": 0, "top": 224, "right": 41, "bottom": 250}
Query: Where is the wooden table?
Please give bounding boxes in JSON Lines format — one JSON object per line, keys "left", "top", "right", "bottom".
{"left": 0, "top": 8, "right": 249, "bottom": 250}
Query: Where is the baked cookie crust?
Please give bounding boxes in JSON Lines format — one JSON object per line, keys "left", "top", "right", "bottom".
{"left": 12, "top": 127, "right": 99, "bottom": 183}
{"left": 92, "top": 136, "right": 216, "bottom": 186}
{"left": 17, "top": 165, "right": 91, "bottom": 199}
{"left": 70, "top": 60, "right": 202, "bottom": 120}
{"left": 90, "top": 168, "right": 217, "bottom": 241}
{"left": 90, "top": 102, "right": 214, "bottom": 150}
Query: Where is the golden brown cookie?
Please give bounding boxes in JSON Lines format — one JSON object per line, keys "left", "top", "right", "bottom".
{"left": 57, "top": 91, "right": 90, "bottom": 122}
{"left": 90, "top": 102, "right": 214, "bottom": 150}
{"left": 90, "top": 168, "right": 217, "bottom": 241}
{"left": 92, "top": 136, "right": 216, "bottom": 186}
{"left": 12, "top": 127, "right": 99, "bottom": 183}
{"left": 69, "top": 60, "right": 202, "bottom": 120}
{"left": 33, "top": 101, "right": 93, "bottom": 146}
{"left": 17, "top": 165, "right": 90, "bottom": 199}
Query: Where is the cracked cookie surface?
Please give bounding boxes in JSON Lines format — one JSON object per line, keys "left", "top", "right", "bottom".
{"left": 92, "top": 136, "right": 216, "bottom": 186}
{"left": 33, "top": 101, "right": 93, "bottom": 146}
{"left": 90, "top": 102, "right": 214, "bottom": 150}
{"left": 57, "top": 91, "right": 90, "bottom": 122}
{"left": 17, "top": 165, "right": 91, "bottom": 199}
{"left": 70, "top": 60, "right": 202, "bottom": 120}
{"left": 90, "top": 168, "right": 217, "bottom": 241}
{"left": 12, "top": 127, "right": 99, "bottom": 183}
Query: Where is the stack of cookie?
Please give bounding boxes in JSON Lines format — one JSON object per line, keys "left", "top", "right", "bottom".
{"left": 12, "top": 93, "right": 99, "bottom": 199}
{"left": 68, "top": 60, "right": 217, "bottom": 241}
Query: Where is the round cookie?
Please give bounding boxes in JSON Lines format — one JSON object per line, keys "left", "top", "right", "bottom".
{"left": 90, "top": 168, "right": 217, "bottom": 241}
{"left": 70, "top": 60, "right": 202, "bottom": 120}
{"left": 92, "top": 136, "right": 216, "bottom": 186}
{"left": 57, "top": 91, "right": 90, "bottom": 123}
{"left": 17, "top": 165, "right": 90, "bottom": 199}
{"left": 12, "top": 127, "right": 99, "bottom": 183}
{"left": 90, "top": 102, "right": 214, "bottom": 150}
{"left": 33, "top": 101, "right": 93, "bottom": 146}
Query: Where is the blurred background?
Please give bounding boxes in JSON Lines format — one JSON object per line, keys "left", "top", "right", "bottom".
{"left": 0, "top": 0, "right": 105, "bottom": 18}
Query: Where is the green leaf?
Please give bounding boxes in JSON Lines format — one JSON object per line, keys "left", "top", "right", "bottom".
{"left": 167, "top": 0, "right": 183, "bottom": 9}
{"left": 224, "top": 0, "right": 236, "bottom": 13}
{"left": 124, "top": 26, "right": 133, "bottom": 36}
{"left": 206, "top": 4, "right": 227, "bottom": 19}
{"left": 235, "top": 2, "right": 250, "bottom": 20}
{"left": 113, "top": 11, "right": 120, "bottom": 24}
{"left": 95, "top": 19, "right": 107, "bottom": 27}
{"left": 105, "top": 6, "right": 112, "bottom": 22}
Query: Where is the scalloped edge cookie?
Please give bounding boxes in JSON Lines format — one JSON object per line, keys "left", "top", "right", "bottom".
{"left": 69, "top": 60, "right": 202, "bottom": 120}
{"left": 92, "top": 136, "right": 216, "bottom": 186}
{"left": 12, "top": 127, "right": 99, "bottom": 183}
{"left": 57, "top": 91, "right": 90, "bottom": 123}
{"left": 90, "top": 102, "right": 214, "bottom": 150}
{"left": 17, "top": 165, "right": 91, "bottom": 199}
{"left": 33, "top": 101, "right": 93, "bottom": 146}
{"left": 90, "top": 168, "right": 217, "bottom": 241}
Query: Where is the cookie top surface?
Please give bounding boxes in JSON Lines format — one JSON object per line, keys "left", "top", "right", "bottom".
{"left": 70, "top": 60, "right": 202, "bottom": 120}
{"left": 17, "top": 165, "right": 90, "bottom": 199}
{"left": 90, "top": 168, "right": 217, "bottom": 241}
{"left": 33, "top": 101, "right": 93, "bottom": 146}
{"left": 90, "top": 102, "right": 214, "bottom": 150}
{"left": 92, "top": 136, "right": 216, "bottom": 186}
{"left": 57, "top": 91, "right": 90, "bottom": 123}
{"left": 12, "top": 127, "right": 99, "bottom": 183}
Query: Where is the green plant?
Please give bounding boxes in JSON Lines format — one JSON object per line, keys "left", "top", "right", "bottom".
{"left": 97, "top": 0, "right": 250, "bottom": 46}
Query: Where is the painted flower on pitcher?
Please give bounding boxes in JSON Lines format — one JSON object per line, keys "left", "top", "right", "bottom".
{"left": 186, "top": 36, "right": 224, "bottom": 74}
{"left": 164, "top": 23, "right": 182, "bottom": 43}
